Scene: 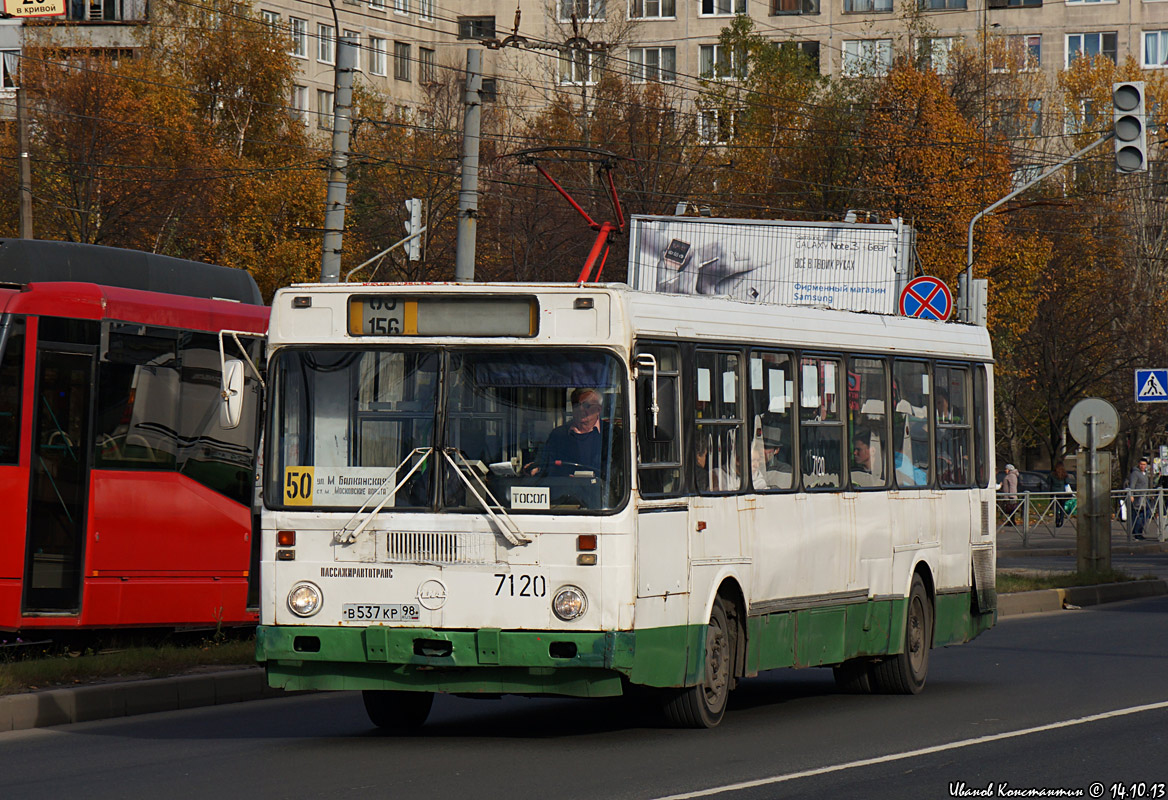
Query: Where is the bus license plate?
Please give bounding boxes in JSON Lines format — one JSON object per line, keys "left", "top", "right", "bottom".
{"left": 341, "top": 603, "right": 420, "bottom": 621}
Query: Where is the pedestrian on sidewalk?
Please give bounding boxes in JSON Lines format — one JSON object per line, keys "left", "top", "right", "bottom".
{"left": 1126, "top": 457, "right": 1150, "bottom": 539}
{"left": 1000, "top": 464, "right": 1020, "bottom": 524}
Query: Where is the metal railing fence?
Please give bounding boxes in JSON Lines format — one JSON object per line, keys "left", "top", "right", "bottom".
{"left": 996, "top": 488, "right": 1168, "bottom": 546}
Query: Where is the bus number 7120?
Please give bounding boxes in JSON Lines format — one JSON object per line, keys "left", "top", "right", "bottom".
{"left": 494, "top": 574, "right": 547, "bottom": 598}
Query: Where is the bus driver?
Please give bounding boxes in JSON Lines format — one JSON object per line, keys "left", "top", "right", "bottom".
{"left": 525, "top": 388, "right": 612, "bottom": 477}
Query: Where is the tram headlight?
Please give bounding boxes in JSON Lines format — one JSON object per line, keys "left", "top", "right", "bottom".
{"left": 287, "top": 582, "right": 322, "bottom": 617}
{"left": 552, "top": 585, "right": 588, "bottom": 621}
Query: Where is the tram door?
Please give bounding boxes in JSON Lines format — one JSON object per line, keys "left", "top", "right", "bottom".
{"left": 24, "top": 325, "right": 96, "bottom": 614}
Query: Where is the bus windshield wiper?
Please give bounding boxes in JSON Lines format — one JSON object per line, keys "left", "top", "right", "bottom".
{"left": 335, "top": 447, "right": 432, "bottom": 544}
{"left": 441, "top": 448, "right": 530, "bottom": 546}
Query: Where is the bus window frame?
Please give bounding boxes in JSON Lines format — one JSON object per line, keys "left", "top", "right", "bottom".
{"left": 847, "top": 355, "right": 892, "bottom": 492}
{"left": 795, "top": 351, "right": 846, "bottom": 492}
{"left": 634, "top": 340, "right": 683, "bottom": 498}
{"left": 746, "top": 347, "right": 796, "bottom": 495}
{"left": 891, "top": 357, "right": 934, "bottom": 490}
{"left": 934, "top": 361, "right": 975, "bottom": 489}
{"left": 691, "top": 346, "right": 746, "bottom": 496}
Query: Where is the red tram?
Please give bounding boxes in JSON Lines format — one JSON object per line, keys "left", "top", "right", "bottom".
{"left": 0, "top": 239, "right": 267, "bottom": 631}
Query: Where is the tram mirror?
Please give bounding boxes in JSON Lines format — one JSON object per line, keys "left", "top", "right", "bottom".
{"left": 220, "top": 358, "right": 245, "bottom": 430}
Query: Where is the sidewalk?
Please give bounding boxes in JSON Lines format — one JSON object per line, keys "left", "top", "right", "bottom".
{"left": 996, "top": 513, "right": 1168, "bottom": 616}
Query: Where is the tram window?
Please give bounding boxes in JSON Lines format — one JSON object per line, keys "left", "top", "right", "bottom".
{"left": 0, "top": 316, "right": 25, "bottom": 465}
{"left": 636, "top": 343, "right": 681, "bottom": 497}
{"left": 935, "top": 365, "right": 972, "bottom": 487}
{"left": 892, "top": 360, "right": 931, "bottom": 488}
{"left": 177, "top": 334, "right": 260, "bottom": 504}
{"left": 799, "top": 355, "right": 843, "bottom": 489}
{"left": 95, "top": 330, "right": 180, "bottom": 470}
{"left": 695, "top": 350, "right": 742, "bottom": 493}
{"left": 973, "top": 364, "right": 989, "bottom": 486}
{"left": 748, "top": 350, "right": 793, "bottom": 491}
{"left": 849, "top": 357, "right": 889, "bottom": 489}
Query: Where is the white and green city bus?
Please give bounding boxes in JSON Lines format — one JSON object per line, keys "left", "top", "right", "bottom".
{"left": 250, "top": 282, "right": 996, "bottom": 729}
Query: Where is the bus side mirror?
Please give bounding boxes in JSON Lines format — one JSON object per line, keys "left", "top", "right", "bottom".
{"left": 220, "top": 358, "right": 245, "bottom": 429}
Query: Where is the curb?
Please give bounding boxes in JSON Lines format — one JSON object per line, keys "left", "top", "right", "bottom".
{"left": 998, "top": 578, "right": 1168, "bottom": 617}
{"left": 0, "top": 667, "right": 288, "bottom": 734}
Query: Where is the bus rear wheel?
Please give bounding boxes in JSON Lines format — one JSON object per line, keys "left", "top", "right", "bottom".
{"left": 663, "top": 597, "right": 734, "bottom": 728}
{"left": 870, "top": 573, "right": 931, "bottom": 695}
{"left": 362, "top": 689, "right": 434, "bottom": 733}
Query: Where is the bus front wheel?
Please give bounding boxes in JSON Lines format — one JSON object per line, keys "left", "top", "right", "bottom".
{"left": 663, "top": 597, "right": 734, "bottom": 728}
{"left": 870, "top": 573, "right": 932, "bottom": 695}
{"left": 362, "top": 689, "right": 434, "bottom": 733}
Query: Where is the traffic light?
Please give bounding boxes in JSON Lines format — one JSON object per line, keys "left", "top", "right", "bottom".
{"left": 404, "top": 198, "right": 422, "bottom": 261}
{"left": 1113, "top": 81, "right": 1148, "bottom": 174}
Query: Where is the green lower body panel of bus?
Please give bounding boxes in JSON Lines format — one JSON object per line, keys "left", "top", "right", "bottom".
{"left": 256, "top": 592, "right": 993, "bottom": 697}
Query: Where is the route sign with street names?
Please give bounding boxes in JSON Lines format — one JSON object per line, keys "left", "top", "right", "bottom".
{"left": 1135, "top": 369, "right": 1168, "bottom": 402}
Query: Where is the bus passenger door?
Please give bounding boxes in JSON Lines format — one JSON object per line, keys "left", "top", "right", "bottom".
{"left": 24, "top": 344, "right": 95, "bottom": 613}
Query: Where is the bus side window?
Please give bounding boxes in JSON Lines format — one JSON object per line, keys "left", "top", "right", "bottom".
{"left": 635, "top": 343, "right": 681, "bottom": 497}
{"left": 799, "top": 355, "right": 843, "bottom": 489}
{"left": 695, "top": 350, "right": 743, "bottom": 493}
{"left": 892, "top": 359, "right": 931, "bottom": 488}
{"left": 973, "top": 364, "right": 989, "bottom": 487}
{"left": 0, "top": 317, "right": 25, "bottom": 466}
{"left": 849, "top": 357, "right": 889, "bottom": 489}
{"left": 748, "top": 350, "right": 793, "bottom": 491}
{"left": 935, "top": 364, "right": 972, "bottom": 487}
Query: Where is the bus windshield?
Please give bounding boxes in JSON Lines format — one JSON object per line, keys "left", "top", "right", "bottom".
{"left": 268, "top": 347, "right": 628, "bottom": 513}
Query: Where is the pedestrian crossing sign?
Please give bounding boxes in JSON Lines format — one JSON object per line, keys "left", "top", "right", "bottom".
{"left": 1135, "top": 369, "right": 1168, "bottom": 402}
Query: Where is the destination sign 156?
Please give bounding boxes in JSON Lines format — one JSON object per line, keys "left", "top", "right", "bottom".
{"left": 348, "top": 296, "right": 537, "bottom": 337}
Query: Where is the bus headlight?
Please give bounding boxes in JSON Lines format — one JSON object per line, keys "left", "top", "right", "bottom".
{"left": 287, "top": 582, "right": 322, "bottom": 617}
{"left": 552, "top": 585, "right": 587, "bottom": 621}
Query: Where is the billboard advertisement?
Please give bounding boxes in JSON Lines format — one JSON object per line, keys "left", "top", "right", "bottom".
{"left": 627, "top": 215, "right": 914, "bottom": 315}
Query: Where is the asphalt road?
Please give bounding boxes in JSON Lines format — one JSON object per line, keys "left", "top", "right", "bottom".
{"left": 2, "top": 597, "right": 1167, "bottom": 800}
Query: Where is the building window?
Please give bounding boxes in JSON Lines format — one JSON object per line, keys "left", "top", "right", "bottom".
{"left": 1144, "top": 31, "right": 1168, "bottom": 67}
{"left": 1027, "top": 98, "right": 1043, "bottom": 137}
{"left": 1066, "top": 32, "right": 1117, "bottom": 66}
{"left": 630, "top": 0, "right": 675, "bottom": 17}
{"left": 843, "top": 38, "right": 892, "bottom": 76}
{"left": 987, "top": 0, "right": 1041, "bottom": 7}
{"left": 772, "top": 0, "right": 818, "bottom": 13}
{"left": 458, "top": 16, "right": 496, "bottom": 40}
{"left": 318, "top": 24, "right": 335, "bottom": 64}
{"left": 2, "top": 50, "right": 18, "bottom": 89}
{"left": 1067, "top": 0, "right": 1112, "bottom": 4}
{"left": 918, "top": 0, "right": 965, "bottom": 7}
{"left": 370, "top": 37, "right": 387, "bottom": 76}
{"left": 844, "top": 0, "right": 891, "bottom": 11}
{"left": 560, "top": 0, "right": 605, "bottom": 20}
{"left": 393, "top": 0, "right": 409, "bottom": 13}
{"left": 260, "top": 9, "right": 279, "bottom": 28}
{"left": 698, "top": 108, "right": 735, "bottom": 144}
{"left": 418, "top": 0, "right": 433, "bottom": 19}
{"left": 699, "top": 43, "right": 740, "bottom": 79}
{"left": 778, "top": 40, "right": 820, "bottom": 72}
{"left": 629, "top": 46, "right": 676, "bottom": 82}
{"left": 420, "top": 47, "right": 436, "bottom": 82}
{"left": 369, "top": 0, "right": 386, "bottom": 9}
{"left": 317, "top": 89, "right": 334, "bottom": 130}
{"left": 921, "top": 37, "right": 954, "bottom": 73}
{"left": 292, "top": 85, "right": 309, "bottom": 124}
{"left": 560, "top": 49, "right": 599, "bottom": 85}
{"left": 701, "top": 0, "right": 746, "bottom": 14}
{"left": 1012, "top": 34, "right": 1042, "bottom": 70}
{"left": 1065, "top": 98, "right": 1097, "bottom": 135}
{"left": 289, "top": 17, "right": 308, "bottom": 59}
{"left": 394, "top": 41, "right": 411, "bottom": 81}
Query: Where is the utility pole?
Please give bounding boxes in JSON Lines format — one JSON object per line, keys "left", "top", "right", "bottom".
{"left": 320, "top": 34, "right": 358, "bottom": 283}
{"left": 6, "top": 50, "right": 33, "bottom": 239}
{"left": 454, "top": 48, "right": 482, "bottom": 282}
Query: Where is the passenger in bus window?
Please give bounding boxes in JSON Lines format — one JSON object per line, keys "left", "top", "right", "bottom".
{"left": 852, "top": 428, "right": 879, "bottom": 487}
{"left": 752, "top": 421, "right": 792, "bottom": 490}
{"left": 525, "top": 388, "right": 613, "bottom": 478}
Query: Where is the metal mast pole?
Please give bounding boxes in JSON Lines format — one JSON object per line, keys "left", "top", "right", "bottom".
{"left": 454, "top": 48, "right": 482, "bottom": 282}
{"left": 320, "top": 35, "right": 358, "bottom": 283}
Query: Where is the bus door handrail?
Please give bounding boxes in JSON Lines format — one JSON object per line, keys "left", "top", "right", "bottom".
{"left": 441, "top": 448, "right": 530, "bottom": 546}
{"left": 336, "top": 447, "right": 433, "bottom": 543}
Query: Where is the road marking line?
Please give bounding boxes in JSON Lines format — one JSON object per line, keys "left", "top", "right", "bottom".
{"left": 650, "top": 700, "right": 1168, "bottom": 800}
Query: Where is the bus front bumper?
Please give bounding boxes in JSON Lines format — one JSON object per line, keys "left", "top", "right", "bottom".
{"left": 256, "top": 623, "right": 700, "bottom": 697}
